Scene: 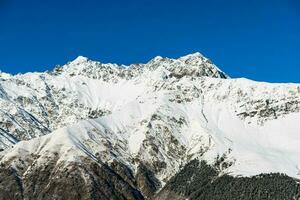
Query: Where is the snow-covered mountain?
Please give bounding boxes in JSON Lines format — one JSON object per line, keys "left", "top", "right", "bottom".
{"left": 0, "top": 53, "right": 300, "bottom": 199}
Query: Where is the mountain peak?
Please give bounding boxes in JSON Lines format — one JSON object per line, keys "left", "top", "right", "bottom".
{"left": 59, "top": 53, "right": 228, "bottom": 80}
{"left": 179, "top": 52, "right": 204, "bottom": 60}
{"left": 70, "top": 56, "right": 89, "bottom": 65}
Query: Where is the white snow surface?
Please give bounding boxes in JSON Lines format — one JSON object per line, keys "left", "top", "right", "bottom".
{"left": 1, "top": 53, "right": 300, "bottom": 184}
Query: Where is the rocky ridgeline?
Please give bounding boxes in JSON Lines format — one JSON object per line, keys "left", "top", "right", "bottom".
{"left": 0, "top": 53, "right": 226, "bottom": 149}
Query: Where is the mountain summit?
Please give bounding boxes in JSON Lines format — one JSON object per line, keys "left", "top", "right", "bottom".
{"left": 0, "top": 53, "right": 300, "bottom": 199}
{"left": 70, "top": 56, "right": 89, "bottom": 65}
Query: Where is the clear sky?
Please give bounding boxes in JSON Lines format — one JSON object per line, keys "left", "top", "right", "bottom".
{"left": 0, "top": 0, "right": 299, "bottom": 82}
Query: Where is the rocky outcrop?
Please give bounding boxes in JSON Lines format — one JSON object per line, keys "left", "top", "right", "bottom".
{"left": 0, "top": 156, "right": 145, "bottom": 200}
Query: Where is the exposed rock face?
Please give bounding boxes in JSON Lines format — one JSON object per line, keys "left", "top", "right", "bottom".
{"left": 0, "top": 156, "right": 144, "bottom": 200}
{"left": 1, "top": 53, "right": 300, "bottom": 199}
{"left": 135, "top": 163, "right": 161, "bottom": 198}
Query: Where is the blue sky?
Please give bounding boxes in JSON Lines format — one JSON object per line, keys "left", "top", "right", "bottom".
{"left": 0, "top": 0, "right": 299, "bottom": 82}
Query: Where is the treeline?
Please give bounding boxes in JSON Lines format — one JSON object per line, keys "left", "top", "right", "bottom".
{"left": 157, "top": 160, "right": 300, "bottom": 200}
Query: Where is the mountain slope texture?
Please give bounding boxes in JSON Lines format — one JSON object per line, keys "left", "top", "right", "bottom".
{"left": 0, "top": 53, "right": 300, "bottom": 199}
